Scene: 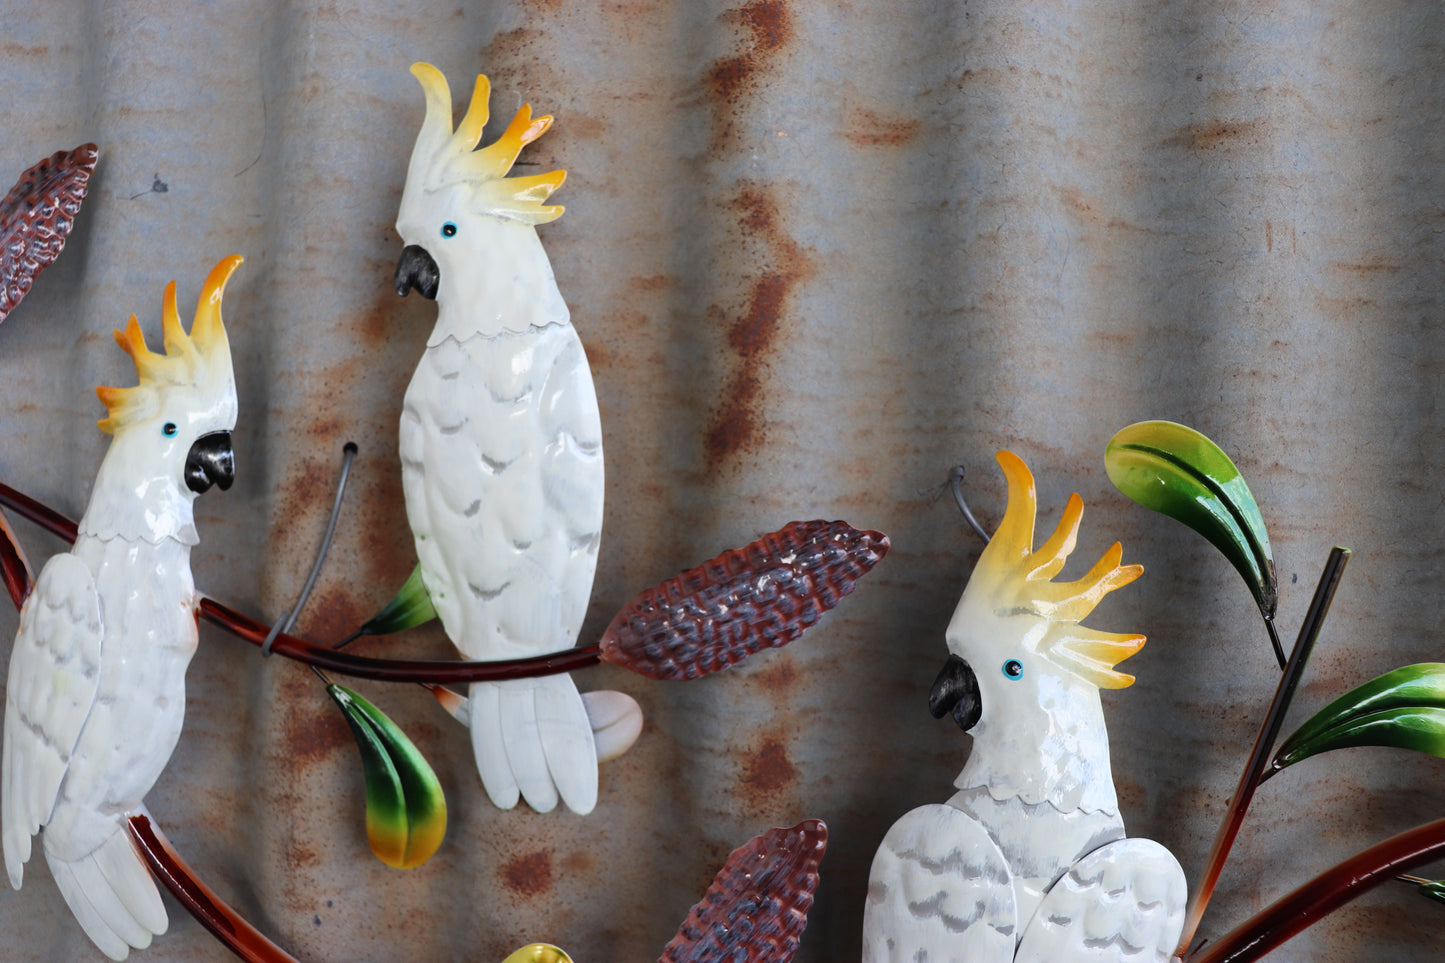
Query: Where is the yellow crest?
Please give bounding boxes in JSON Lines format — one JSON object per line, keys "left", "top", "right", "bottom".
{"left": 404, "top": 63, "right": 566, "bottom": 225}
{"left": 966, "top": 451, "right": 1146, "bottom": 688}
{"left": 96, "top": 255, "right": 241, "bottom": 434}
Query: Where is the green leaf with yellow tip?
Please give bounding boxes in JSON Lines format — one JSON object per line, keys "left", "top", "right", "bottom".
{"left": 327, "top": 684, "right": 446, "bottom": 868}
{"left": 501, "top": 946, "right": 573, "bottom": 963}
{"left": 1273, "top": 664, "right": 1445, "bottom": 770}
{"left": 357, "top": 563, "right": 437, "bottom": 637}
{"left": 1105, "top": 421, "right": 1276, "bottom": 619}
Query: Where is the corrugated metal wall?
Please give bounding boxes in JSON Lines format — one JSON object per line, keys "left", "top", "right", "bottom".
{"left": 1, "top": 1, "right": 1442, "bottom": 959}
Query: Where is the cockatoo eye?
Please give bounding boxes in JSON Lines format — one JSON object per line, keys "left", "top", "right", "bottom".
{"left": 441, "top": 222, "right": 458, "bottom": 238}
{"left": 1002, "top": 659, "right": 1023, "bottom": 680}
{"left": 162, "top": 422, "right": 178, "bottom": 437}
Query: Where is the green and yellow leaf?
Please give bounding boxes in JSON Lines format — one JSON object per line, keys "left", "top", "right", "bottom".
{"left": 1105, "top": 421, "right": 1276, "bottom": 619}
{"left": 327, "top": 684, "right": 447, "bottom": 868}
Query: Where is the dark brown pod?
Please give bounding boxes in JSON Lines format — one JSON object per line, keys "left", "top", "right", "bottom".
{"left": 601, "top": 520, "right": 889, "bottom": 680}
{"left": 0, "top": 143, "right": 98, "bottom": 324}
{"left": 660, "top": 819, "right": 827, "bottom": 963}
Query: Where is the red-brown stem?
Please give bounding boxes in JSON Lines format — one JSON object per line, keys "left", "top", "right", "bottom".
{"left": 1188, "top": 817, "right": 1445, "bottom": 963}
{"left": 198, "top": 597, "right": 602, "bottom": 682}
{"left": 1173, "top": 547, "right": 1350, "bottom": 959}
{"left": 0, "top": 482, "right": 76, "bottom": 541}
{"left": 127, "top": 814, "right": 300, "bottom": 963}
{"left": 0, "top": 511, "right": 32, "bottom": 607}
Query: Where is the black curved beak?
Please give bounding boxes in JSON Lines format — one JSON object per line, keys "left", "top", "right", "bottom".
{"left": 394, "top": 244, "right": 439, "bottom": 300}
{"left": 185, "top": 431, "right": 235, "bottom": 494}
{"left": 930, "top": 654, "right": 982, "bottom": 731}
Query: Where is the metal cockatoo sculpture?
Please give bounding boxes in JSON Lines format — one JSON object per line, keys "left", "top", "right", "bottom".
{"left": 389, "top": 62, "right": 628, "bottom": 816}
{"left": 863, "top": 451, "right": 1186, "bottom": 963}
{"left": 1, "top": 256, "right": 241, "bottom": 961}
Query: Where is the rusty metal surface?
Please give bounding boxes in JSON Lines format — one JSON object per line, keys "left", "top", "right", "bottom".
{"left": 0, "top": 1, "right": 1442, "bottom": 960}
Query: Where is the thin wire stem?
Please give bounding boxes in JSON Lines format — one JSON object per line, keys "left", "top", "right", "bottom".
{"left": 1264, "top": 615, "right": 1286, "bottom": 671}
{"left": 948, "top": 466, "right": 991, "bottom": 545}
{"left": 261, "top": 442, "right": 357, "bottom": 656}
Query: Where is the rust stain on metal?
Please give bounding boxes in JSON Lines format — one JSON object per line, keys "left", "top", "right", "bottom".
{"left": 500, "top": 850, "right": 555, "bottom": 899}
{"left": 742, "top": 735, "right": 796, "bottom": 797}
{"left": 1166, "top": 118, "right": 1265, "bottom": 150}
{"left": 754, "top": 655, "right": 798, "bottom": 697}
{"left": 702, "top": 186, "right": 814, "bottom": 464}
{"left": 706, "top": 0, "right": 795, "bottom": 151}
{"left": 843, "top": 108, "right": 921, "bottom": 147}
{"left": 286, "top": 702, "right": 350, "bottom": 766}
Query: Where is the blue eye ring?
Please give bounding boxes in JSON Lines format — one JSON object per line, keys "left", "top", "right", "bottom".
{"left": 1002, "top": 659, "right": 1023, "bottom": 680}
{"left": 441, "top": 222, "right": 458, "bottom": 238}
{"left": 162, "top": 422, "right": 178, "bottom": 437}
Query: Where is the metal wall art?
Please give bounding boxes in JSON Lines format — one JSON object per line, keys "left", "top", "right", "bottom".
{"left": 0, "top": 61, "right": 875, "bottom": 962}
{"left": 861, "top": 426, "right": 1445, "bottom": 963}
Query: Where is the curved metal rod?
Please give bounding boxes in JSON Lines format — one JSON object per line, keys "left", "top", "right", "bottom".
{"left": 948, "top": 466, "right": 991, "bottom": 545}
{"left": 0, "top": 511, "right": 32, "bottom": 607}
{"left": 128, "top": 814, "right": 300, "bottom": 963}
{"left": 1188, "top": 817, "right": 1445, "bottom": 963}
{"left": 262, "top": 442, "right": 357, "bottom": 657}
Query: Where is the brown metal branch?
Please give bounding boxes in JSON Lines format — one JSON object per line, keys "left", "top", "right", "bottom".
{"left": 127, "top": 814, "right": 300, "bottom": 963}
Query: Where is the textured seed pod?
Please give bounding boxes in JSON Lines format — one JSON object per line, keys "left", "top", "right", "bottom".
{"left": 0, "top": 143, "right": 98, "bottom": 324}
{"left": 600, "top": 520, "right": 889, "bottom": 680}
{"left": 660, "top": 819, "right": 827, "bottom": 963}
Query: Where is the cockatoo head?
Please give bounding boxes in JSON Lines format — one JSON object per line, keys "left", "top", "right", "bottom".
{"left": 85, "top": 256, "right": 241, "bottom": 542}
{"left": 393, "top": 63, "right": 569, "bottom": 336}
{"left": 930, "top": 451, "right": 1145, "bottom": 809}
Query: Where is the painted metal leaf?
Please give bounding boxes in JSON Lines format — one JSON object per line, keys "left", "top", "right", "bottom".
{"left": 601, "top": 520, "right": 889, "bottom": 681}
{"left": 356, "top": 563, "right": 438, "bottom": 637}
{"left": 1274, "top": 664, "right": 1445, "bottom": 770}
{"left": 1105, "top": 421, "right": 1276, "bottom": 619}
{"left": 1418, "top": 880, "right": 1445, "bottom": 906}
{"left": 501, "top": 946, "right": 573, "bottom": 963}
{"left": 326, "top": 684, "right": 447, "bottom": 868}
{"left": 1, "top": 144, "right": 98, "bottom": 324}
{"left": 659, "top": 819, "right": 827, "bottom": 963}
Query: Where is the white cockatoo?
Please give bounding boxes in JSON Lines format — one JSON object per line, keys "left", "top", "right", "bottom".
{"left": 863, "top": 451, "right": 1186, "bottom": 962}
{"left": 2, "top": 256, "right": 241, "bottom": 960}
{"left": 391, "top": 64, "right": 636, "bottom": 816}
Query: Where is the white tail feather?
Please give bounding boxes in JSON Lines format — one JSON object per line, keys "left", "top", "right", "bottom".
{"left": 468, "top": 676, "right": 598, "bottom": 815}
{"left": 44, "top": 824, "right": 166, "bottom": 961}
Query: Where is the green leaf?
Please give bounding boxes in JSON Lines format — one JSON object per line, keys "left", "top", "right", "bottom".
{"left": 357, "top": 563, "right": 437, "bottom": 637}
{"left": 1418, "top": 880, "right": 1445, "bottom": 906}
{"left": 1274, "top": 663, "right": 1445, "bottom": 770}
{"left": 1105, "top": 421, "right": 1276, "bottom": 619}
{"left": 326, "top": 684, "right": 447, "bottom": 868}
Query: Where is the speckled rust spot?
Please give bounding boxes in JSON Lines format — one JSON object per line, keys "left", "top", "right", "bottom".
{"left": 755, "top": 656, "right": 798, "bottom": 696}
{"left": 742, "top": 737, "right": 796, "bottom": 796}
{"left": 843, "top": 108, "right": 921, "bottom": 148}
{"left": 706, "top": 0, "right": 795, "bottom": 152}
{"left": 288, "top": 704, "right": 351, "bottom": 766}
{"left": 701, "top": 186, "right": 814, "bottom": 464}
{"left": 1167, "top": 118, "right": 1264, "bottom": 150}
{"left": 501, "top": 850, "right": 554, "bottom": 898}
